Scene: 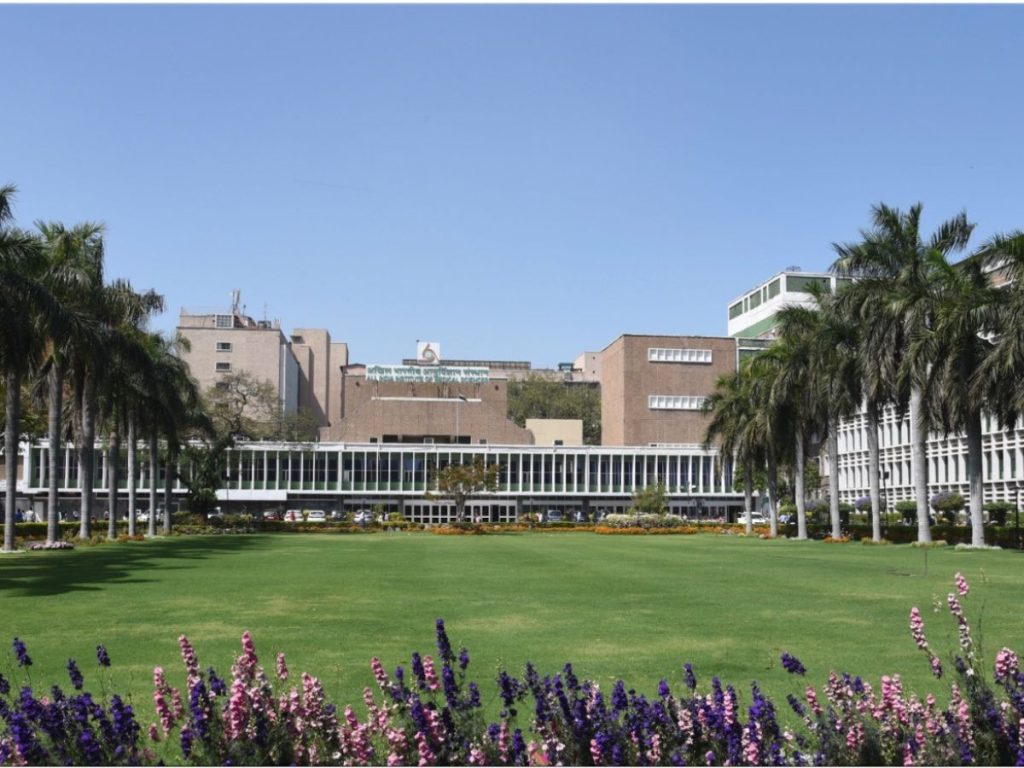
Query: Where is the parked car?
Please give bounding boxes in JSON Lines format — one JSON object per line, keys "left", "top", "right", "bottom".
{"left": 545, "top": 509, "right": 563, "bottom": 523}
{"left": 745, "top": 513, "right": 767, "bottom": 525}
{"left": 353, "top": 509, "right": 374, "bottom": 525}
{"left": 306, "top": 510, "right": 327, "bottom": 523}
{"left": 264, "top": 510, "right": 283, "bottom": 521}
{"left": 284, "top": 509, "right": 302, "bottom": 522}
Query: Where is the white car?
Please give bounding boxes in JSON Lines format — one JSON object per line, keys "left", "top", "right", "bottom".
{"left": 306, "top": 510, "right": 327, "bottom": 522}
{"left": 744, "top": 512, "right": 767, "bottom": 525}
{"left": 353, "top": 509, "right": 374, "bottom": 524}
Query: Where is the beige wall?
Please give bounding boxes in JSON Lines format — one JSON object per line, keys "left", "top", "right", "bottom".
{"left": 292, "top": 328, "right": 333, "bottom": 426}
{"left": 320, "top": 372, "right": 534, "bottom": 444}
{"left": 177, "top": 324, "right": 291, "bottom": 406}
{"left": 526, "top": 419, "right": 584, "bottom": 446}
{"left": 601, "top": 335, "right": 737, "bottom": 446}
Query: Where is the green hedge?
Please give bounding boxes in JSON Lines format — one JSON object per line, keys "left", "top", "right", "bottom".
{"left": 788, "top": 521, "right": 1024, "bottom": 547}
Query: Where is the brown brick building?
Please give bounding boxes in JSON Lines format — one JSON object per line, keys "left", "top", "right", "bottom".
{"left": 600, "top": 335, "right": 739, "bottom": 446}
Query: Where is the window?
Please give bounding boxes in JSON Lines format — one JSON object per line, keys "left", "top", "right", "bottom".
{"left": 768, "top": 279, "right": 781, "bottom": 299}
{"left": 648, "top": 348, "right": 712, "bottom": 364}
{"left": 648, "top": 395, "right": 707, "bottom": 410}
{"left": 215, "top": 362, "right": 231, "bottom": 372}
{"left": 215, "top": 314, "right": 233, "bottom": 329}
{"left": 729, "top": 302, "right": 744, "bottom": 319}
{"left": 216, "top": 342, "right": 233, "bottom": 352}
{"left": 748, "top": 292, "right": 762, "bottom": 309}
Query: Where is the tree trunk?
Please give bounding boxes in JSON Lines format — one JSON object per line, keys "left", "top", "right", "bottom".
{"left": 47, "top": 361, "right": 64, "bottom": 545}
{"left": 828, "top": 414, "right": 841, "bottom": 539}
{"left": 743, "top": 457, "right": 754, "bottom": 535}
{"left": 866, "top": 402, "right": 882, "bottom": 543}
{"left": 148, "top": 432, "right": 158, "bottom": 537}
{"left": 767, "top": 445, "right": 779, "bottom": 537}
{"left": 127, "top": 417, "right": 137, "bottom": 537}
{"left": 965, "top": 409, "right": 985, "bottom": 547}
{"left": 78, "top": 374, "right": 95, "bottom": 540}
{"left": 107, "top": 428, "right": 120, "bottom": 540}
{"left": 163, "top": 452, "right": 174, "bottom": 535}
{"left": 795, "top": 431, "right": 807, "bottom": 540}
{"left": 4, "top": 369, "right": 21, "bottom": 553}
{"left": 909, "top": 386, "right": 932, "bottom": 543}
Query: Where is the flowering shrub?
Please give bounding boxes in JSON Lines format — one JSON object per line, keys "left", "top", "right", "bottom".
{"left": 854, "top": 495, "right": 871, "bottom": 511}
{"left": 25, "top": 541, "right": 75, "bottom": 551}
{"left": 823, "top": 535, "right": 851, "bottom": 544}
{"left": 2, "top": 573, "right": 1023, "bottom": 765}
{"left": 601, "top": 513, "right": 683, "bottom": 529}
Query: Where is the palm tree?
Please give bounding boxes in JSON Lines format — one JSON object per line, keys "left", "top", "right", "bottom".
{"left": 0, "top": 186, "right": 70, "bottom": 552}
{"left": 704, "top": 366, "right": 762, "bottom": 535}
{"left": 974, "top": 232, "right": 1024, "bottom": 433}
{"left": 775, "top": 285, "right": 862, "bottom": 540}
{"left": 746, "top": 346, "right": 792, "bottom": 537}
{"left": 35, "top": 221, "right": 104, "bottom": 544}
{"left": 93, "top": 281, "right": 165, "bottom": 540}
{"left": 831, "top": 203, "right": 974, "bottom": 543}
{"left": 911, "top": 254, "right": 1001, "bottom": 546}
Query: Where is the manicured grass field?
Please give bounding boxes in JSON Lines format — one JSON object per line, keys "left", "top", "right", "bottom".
{"left": 1, "top": 532, "right": 1020, "bottom": 723}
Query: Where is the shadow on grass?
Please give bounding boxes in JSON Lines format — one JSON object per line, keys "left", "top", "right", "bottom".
{"left": 0, "top": 535, "right": 274, "bottom": 597}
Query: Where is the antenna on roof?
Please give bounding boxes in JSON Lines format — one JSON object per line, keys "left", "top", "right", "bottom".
{"left": 231, "top": 289, "right": 241, "bottom": 315}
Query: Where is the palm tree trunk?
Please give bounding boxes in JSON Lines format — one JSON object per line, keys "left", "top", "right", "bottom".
{"left": 107, "top": 428, "right": 120, "bottom": 540}
{"left": 127, "top": 418, "right": 137, "bottom": 537}
{"left": 965, "top": 409, "right": 985, "bottom": 547}
{"left": 866, "top": 402, "right": 882, "bottom": 543}
{"left": 743, "top": 458, "right": 754, "bottom": 535}
{"left": 78, "top": 374, "right": 95, "bottom": 540}
{"left": 795, "top": 431, "right": 807, "bottom": 540}
{"left": 767, "top": 445, "right": 779, "bottom": 537}
{"left": 4, "top": 369, "right": 21, "bottom": 553}
{"left": 828, "top": 414, "right": 841, "bottom": 539}
{"left": 909, "top": 386, "right": 932, "bottom": 543}
{"left": 148, "top": 432, "right": 158, "bottom": 537}
{"left": 162, "top": 451, "right": 174, "bottom": 535}
{"left": 46, "top": 361, "right": 65, "bottom": 544}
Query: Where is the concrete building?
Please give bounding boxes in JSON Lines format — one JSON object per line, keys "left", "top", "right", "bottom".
{"left": 177, "top": 295, "right": 344, "bottom": 429}
{"left": 320, "top": 362, "right": 534, "bottom": 445}
{"left": 730, "top": 270, "right": 1024, "bottom": 511}
{"left": 599, "top": 334, "right": 740, "bottom": 447}
{"left": 727, "top": 269, "right": 852, "bottom": 340}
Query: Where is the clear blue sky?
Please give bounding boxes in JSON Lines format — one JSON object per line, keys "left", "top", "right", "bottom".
{"left": 4, "top": 4, "right": 1023, "bottom": 368}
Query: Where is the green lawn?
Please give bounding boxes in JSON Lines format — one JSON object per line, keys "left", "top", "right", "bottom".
{"left": 1, "top": 532, "right": 1020, "bottom": 724}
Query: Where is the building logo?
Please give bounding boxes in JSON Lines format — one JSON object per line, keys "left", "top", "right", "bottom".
{"left": 417, "top": 341, "right": 441, "bottom": 365}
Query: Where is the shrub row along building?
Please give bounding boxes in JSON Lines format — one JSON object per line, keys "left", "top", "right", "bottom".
{"left": 7, "top": 270, "right": 1024, "bottom": 521}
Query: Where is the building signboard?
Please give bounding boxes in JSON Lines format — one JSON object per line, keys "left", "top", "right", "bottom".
{"left": 366, "top": 365, "right": 489, "bottom": 383}
{"left": 417, "top": 341, "right": 441, "bottom": 365}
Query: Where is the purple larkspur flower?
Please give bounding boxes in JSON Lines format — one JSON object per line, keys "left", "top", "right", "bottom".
{"left": 435, "top": 618, "right": 453, "bottom": 663}
{"left": 612, "top": 680, "right": 628, "bottom": 713}
{"left": 0, "top": 672, "right": 10, "bottom": 695}
{"left": 207, "top": 667, "right": 226, "bottom": 696}
{"left": 66, "top": 659, "right": 84, "bottom": 691}
{"left": 458, "top": 647, "right": 470, "bottom": 671}
{"left": 658, "top": 679, "right": 671, "bottom": 698}
{"left": 781, "top": 652, "right": 806, "bottom": 675}
{"left": 468, "top": 681, "right": 481, "bottom": 708}
{"left": 12, "top": 638, "right": 32, "bottom": 667}
{"left": 96, "top": 645, "right": 111, "bottom": 668}
{"left": 411, "top": 652, "right": 426, "bottom": 690}
{"left": 684, "top": 663, "right": 697, "bottom": 690}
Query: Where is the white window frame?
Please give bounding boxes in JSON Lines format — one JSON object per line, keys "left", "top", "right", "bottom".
{"left": 648, "top": 395, "right": 707, "bottom": 411}
{"left": 647, "top": 347, "right": 712, "bottom": 364}
{"left": 216, "top": 341, "right": 233, "bottom": 352}
{"left": 215, "top": 361, "right": 232, "bottom": 373}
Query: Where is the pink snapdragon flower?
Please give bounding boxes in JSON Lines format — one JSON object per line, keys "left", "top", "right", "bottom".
{"left": 955, "top": 571, "right": 969, "bottom": 597}
{"left": 275, "top": 652, "right": 289, "bottom": 681}
{"left": 995, "top": 648, "right": 1019, "bottom": 681}
{"left": 422, "top": 655, "right": 439, "bottom": 692}
{"left": 909, "top": 607, "right": 928, "bottom": 650}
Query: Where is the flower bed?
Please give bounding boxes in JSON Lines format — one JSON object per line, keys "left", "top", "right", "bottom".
{"left": 2, "top": 574, "right": 1019, "bottom": 765}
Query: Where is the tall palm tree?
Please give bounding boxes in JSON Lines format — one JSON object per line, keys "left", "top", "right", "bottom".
{"left": 911, "top": 254, "right": 1001, "bottom": 546}
{"left": 831, "top": 203, "right": 974, "bottom": 543}
{"left": 974, "top": 232, "right": 1024, "bottom": 432}
{"left": 35, "top": 221, "right": 104, "bottom": 544}
{"left": 93, "top": 281, "right": 165, "bottom": 540}
{"left": 704, "top": 365, "right": 762, "bottom": 535}
{"left": 0, "top": 186, "right": 69, "bottom": 552}
{"left": 775, "top": 285, "right": 862, "bottom": 539}
{"left": 746, "top": 346, "right": 792, "bottom": 537}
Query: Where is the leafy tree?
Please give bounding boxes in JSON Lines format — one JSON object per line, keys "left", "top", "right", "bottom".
{"left": 507, "top": 375, "right": 601, "bottom": 444}
{"left": 204, "top": 371, "right": 318, "bottom": 441}
{"left": 629, "top": 483, "right": 668, "bottom": 516}
{"left": 430, "top": 457, "right": 500, "bottom": 523}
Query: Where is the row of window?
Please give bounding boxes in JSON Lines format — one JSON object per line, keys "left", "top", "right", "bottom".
{"left": 648, "top": 395, "right": 707, "bottom": 411}
{"left": 647, "top": 347, "right": 712, "bottom": 364}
